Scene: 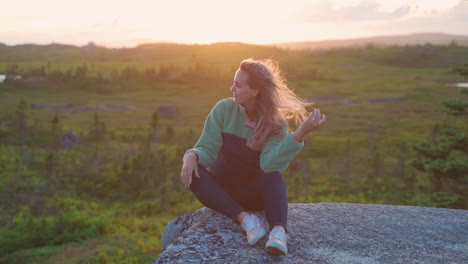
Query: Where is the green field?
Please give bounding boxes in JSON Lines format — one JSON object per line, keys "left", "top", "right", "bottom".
{"left": 0, "top": 42, "right": 466, "bottom": 263}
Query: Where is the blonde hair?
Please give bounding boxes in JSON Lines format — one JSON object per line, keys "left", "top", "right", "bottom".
{"left": 239, "top": 58, "right": 311, "bottom": 149}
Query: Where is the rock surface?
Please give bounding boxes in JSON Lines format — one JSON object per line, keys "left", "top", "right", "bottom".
{"left": 157, "top": 104, "right": 180, "bottom": 117}
{"left": 154, "top": 203, "right": 468, "bottom": 264}
{"left": 62, "top": 130, "right": 81, "bottom": 149}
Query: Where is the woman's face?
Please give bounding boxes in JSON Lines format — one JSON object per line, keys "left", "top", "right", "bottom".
{"left": 230, "top": 69, "right": 258, "bottom": 106}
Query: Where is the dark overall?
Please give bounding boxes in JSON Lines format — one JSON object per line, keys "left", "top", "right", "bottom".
{"left": 189, "top": 132, "right": 288, "bottom": 231}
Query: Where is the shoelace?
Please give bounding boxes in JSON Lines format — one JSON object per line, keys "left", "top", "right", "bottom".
{"left": 242, "top": 216, "right": 258, "bottom": 232}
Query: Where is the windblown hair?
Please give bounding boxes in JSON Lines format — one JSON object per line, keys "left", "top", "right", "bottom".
{"left": 239, "top": 58, "right": 311, "bottom": 149}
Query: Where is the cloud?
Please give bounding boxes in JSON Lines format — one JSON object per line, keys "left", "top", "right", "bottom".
{"left": 334, "top": 0, "right": 412, "bottom": 21}
{"left": 291, "top": 0, "right": 417, "bottom": 23}
{"left": 379, "top": 1, "right": 468, "bottom": 34}
{"left": 329, "top": 1, "right": 468, "bottom": 38}
{"left": 446, "top": 0, "right": 468, "bottom": 22}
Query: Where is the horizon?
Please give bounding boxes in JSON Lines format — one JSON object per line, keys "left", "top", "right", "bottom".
{"left": 1, "top": 32, "right": 468, "bottom": 49}
{"left": 1, "top": 0, "right": 467, "bottom": 48}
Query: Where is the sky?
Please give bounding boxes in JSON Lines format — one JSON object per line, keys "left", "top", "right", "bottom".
{"left": 1, "top": 0, "right": 467, "bottom": 47}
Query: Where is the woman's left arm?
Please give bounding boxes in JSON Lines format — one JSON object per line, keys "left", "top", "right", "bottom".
{"left": 260, "top": 130, "right": 304, "bottom": 173}
{"left": 291, "top": 108, "right": 326, "bottom": 142}
{"left": 260, "top": 108, "right": 326, "bottom": 173}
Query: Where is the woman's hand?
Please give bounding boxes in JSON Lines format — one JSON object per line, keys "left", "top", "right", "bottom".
{"left": 292, "top": 108, "right": 326, "bottom": 141}
{"left": 180, "top": 152, "right": 200, "bottom": 188}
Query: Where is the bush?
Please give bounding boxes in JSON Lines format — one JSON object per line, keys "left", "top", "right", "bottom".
{"left": 411, "top": 192, "right": 466, "bottom": 209}
{"left": 0, "top": 206, "right": 109, "bottom": 256}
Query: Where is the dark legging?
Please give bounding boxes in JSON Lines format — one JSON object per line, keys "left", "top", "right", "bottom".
{"left": 189, "top": 164, "right": 288, "bottom": 232}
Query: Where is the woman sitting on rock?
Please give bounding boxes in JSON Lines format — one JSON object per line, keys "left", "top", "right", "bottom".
{"left": 180, "top": 58, "right": 326, "bottom": 255}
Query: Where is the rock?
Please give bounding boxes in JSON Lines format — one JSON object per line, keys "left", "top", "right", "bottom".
{"left": 154, "top": 203, "right": 468, "bottom": 264}
{"left": 305, "top": 96, "right": 346, "bottom": 102}
{"left": 30, "top": 103, "right": 140, "bottom": 113}
{"left": 157, "top": 104, "right": 180, "bottom": 117}
{"left": 30, "top": 103, "right": 43, "bottom": 110}
{"left": 105, "top": 104, "right": 137, "bottom": 111}
{"left": 342, "top": 98, "right": 357, "bottom": 105}
{"left": 367, "top": 97, "right": 406, "bottom": 103}
{"left": 51, "top": 103, "right": 74, "bottom": 111}
{"left": 62, "top": 130, "right": 81, "bottom": 149}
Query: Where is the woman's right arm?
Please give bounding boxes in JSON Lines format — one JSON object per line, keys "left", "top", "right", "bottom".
{"left": 180, "top": 100, "right": 226, "bottom": 187}
{"left": 181, "top": 152, "right": 199, "bottom": 188}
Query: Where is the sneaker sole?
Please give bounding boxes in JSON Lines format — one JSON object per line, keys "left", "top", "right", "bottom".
{"left": 266, "top": 241, "right": 287, "bottom": 255}
{"left": 248, "top": 228, "right": 266, "bottom": 246}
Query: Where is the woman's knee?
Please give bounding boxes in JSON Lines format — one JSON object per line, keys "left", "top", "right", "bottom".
{"left": 188, "top": 165, "right": 210, "bottom": 190}
{"left": 259, "top": 171, "right": 283, "bottom": 181}
{"left": 257, "top": 171, "right": 285, "bottom": 187}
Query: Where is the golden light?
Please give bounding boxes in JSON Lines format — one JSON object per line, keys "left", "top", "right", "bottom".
{"left": 0, "top": 0, "right": 464, "bottom": 46}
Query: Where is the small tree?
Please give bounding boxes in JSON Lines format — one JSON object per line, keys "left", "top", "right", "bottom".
{"left": 165, "top": 125, "right": 175, "bottom": 143}
{"left": 409, "top": 64, "right": 468, "bottom": 208}
{"left": 13, "top": 99, "right": 29, "bottom": 144}
{"left": 51, "top": 113, "right": 61, "bottom": 149}
{"left": 150, "top": 111, "right": 159, "bottom": 142}
{"left": 89, "top": 112, "right": 106, "bottom": 142}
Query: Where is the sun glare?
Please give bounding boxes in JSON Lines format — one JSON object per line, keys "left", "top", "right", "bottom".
{"left": 121, "top": 0, "right": 289, "bottom": 44}
{"left": 0, "top": 0, "right": 465, "bottom": 46}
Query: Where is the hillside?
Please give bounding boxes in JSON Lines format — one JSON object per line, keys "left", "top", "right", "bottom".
{"left": 2, "top": 33, "right": 468, "bottom": 56}
{"left": 270, "top": 33, "right": 468, "bottom": 50}
{"left": 0, "top": 41, "right": 285, "bottom": 62}
{"left": 0, "top": 41, "right": 466, "bottom": 264}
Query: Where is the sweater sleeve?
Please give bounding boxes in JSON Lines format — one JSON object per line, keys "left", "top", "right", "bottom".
{"left": 260, "top": 127, "right": 304, "bottom": 173}
{"left": 185, "top": 100, "right": 225, "bottom": 168}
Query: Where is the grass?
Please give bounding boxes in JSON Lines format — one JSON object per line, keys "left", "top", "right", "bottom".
{"left": 0, "top": 43, "right": 466, "bottom": 263}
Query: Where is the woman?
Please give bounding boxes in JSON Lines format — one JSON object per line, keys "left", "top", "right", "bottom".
{"left": 180, "top": 58, "right": 326, "bottom": 255}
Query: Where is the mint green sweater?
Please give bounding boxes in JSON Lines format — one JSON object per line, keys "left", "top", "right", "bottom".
{"left": 185, "top": 98, "right": 304, "bottom": 173}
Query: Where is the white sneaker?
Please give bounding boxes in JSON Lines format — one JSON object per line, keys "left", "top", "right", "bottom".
{"left": 241, "top": 214, "right": 267, "bottom": 246}
{"left": 265, "top": 227, "right": 288, "bottom": 255}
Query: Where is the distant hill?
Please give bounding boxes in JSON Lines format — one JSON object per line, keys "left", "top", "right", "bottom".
{"left": 270, "top": 33, "right": 468, "bottom": 50}
{"left": 1, "top": 33, "right": 468, "bottom": 62}
{"left": 0, "top": 41, "right": 286, "bottom": 63}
